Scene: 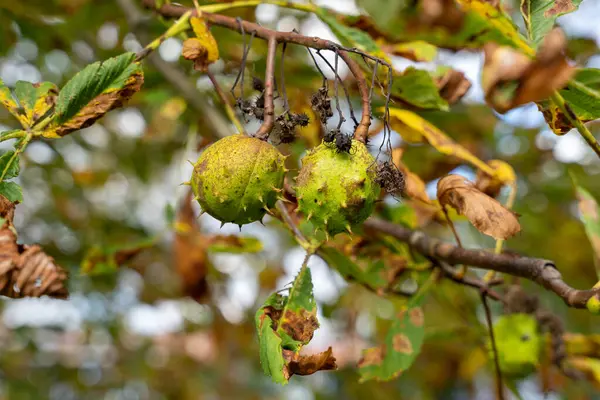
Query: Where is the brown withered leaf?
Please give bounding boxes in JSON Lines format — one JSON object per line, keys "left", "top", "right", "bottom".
{"left": 475, "top": 159, "right": 517, "bottom": 198}
{"left": 437, "top": 175, "right": 521, "bottom": 240}
{"left": 435, "top": 69, "right": 472, "bottom": 104}
{"left": 282, "top": 347, "right": 337, "bottom": 380}
{"left": 482, "top": 28, "right": 574, "bottom": 113}
{"left": 49, "top": 72, "right": 144, "bottom": 137}
{"left": 0, "top": 196, "right": 68, "bottom": 298}
{"left": 174, "top": 190, "right": 209, "bottom": 302}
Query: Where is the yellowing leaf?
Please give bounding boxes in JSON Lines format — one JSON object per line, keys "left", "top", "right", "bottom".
{"left": 437, "top": 174, "right": 521, "bottom": 240}
{"left": 475, "top": 159, "right": 516, "bottom": 198}
{"left": 380, "top": 40, "right": 437, "bottom": 62}
{"left": 182, "top": 17, "right": 219, "bottom": 72}
{"left": 386, "top": 108, "right": 495, "bottom": 175}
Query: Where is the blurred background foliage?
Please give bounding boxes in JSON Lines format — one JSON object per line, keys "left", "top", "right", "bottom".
{"left": 1, "top": 0, "right": 600, "bottom": 399}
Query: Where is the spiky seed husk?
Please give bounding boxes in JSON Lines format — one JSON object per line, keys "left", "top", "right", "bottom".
{"left": 191, "top": 134, "right": 286, "bottom": 225}
{"left": 295, "top": 139, "right": 380, "bottom": 236}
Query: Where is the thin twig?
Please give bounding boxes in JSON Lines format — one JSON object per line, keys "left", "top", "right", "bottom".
{"left": 255, "top": 36, "right": 278, "bottom": 140}
{"left": 315, "top": 50, "right": 357, "bottom": 127}
{"left": 141, "top": 0, "right": 380, "bottom": 142}
{"left": 481, "top": 293, "right": 505, "bottom": 400}
{"left": 207, "top": 71, "right": 246, "bottom": 135}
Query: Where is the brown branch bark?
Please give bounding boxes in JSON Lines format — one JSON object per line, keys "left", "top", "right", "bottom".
{"left": 364, "top": 217, "right": 600, "bottom": 309}
{"left": 255, "top": 37, "right": 277, "bottom": 140}
{"left": 140, "top": 0, "right": 372, "bottom": 141}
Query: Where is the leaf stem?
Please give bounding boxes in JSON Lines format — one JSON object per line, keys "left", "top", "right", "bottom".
{"left": 551, "top": 91, "right": 600, "bottom": 158}
{"left": 136, "top": 11, "right": 192, "bottom": 61}
{"left": 0, "top": 130, "right": 26, "bottom": 142}
{"left": 197, "top": 0, "right": 315, "bottom": 14}
{"left": 0, "top": 133, "right": 32, "bottom": 184}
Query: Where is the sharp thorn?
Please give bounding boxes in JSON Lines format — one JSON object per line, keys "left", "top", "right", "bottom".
{"left": 238, "top": 224, "right": 242, "bottom": 232}
{"left": 317, "top": 200, "right": 323, "bottom": 206}
{"left": 220, "top": 221, "right": 226, "bottom": 229}
{"left": 257, "top": 195, "right": 264, "bottom": 203}
{"left": 272, "top": 186, "right": 283, "bottom": 192}
{"left": 243, "top": 205, "right": 247, "bottom": 211}
{"left": 180, "top": 181, "right": 191, "bottom": 186}
{"left": 324, "top": 231, "right": 330, "bottom": 241}
{"left": 187, "top": 160, "right": 195, "bottom": 167}
{"left": 259, "top": 218, "right": 266, "bottom": 226}
{"left": 278, "top": 196, "right": 292, "bottom": 203}
{"left": 306, "top": 212, "right": 313, "bottom": 221}
{"left": 345, "top": 224, "right": 353, "bottom": 235}
{"left": 341, "top": 201, "right": 347, "bottom": 208}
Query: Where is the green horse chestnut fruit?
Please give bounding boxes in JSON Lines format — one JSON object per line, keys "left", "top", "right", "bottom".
{"left": 295, "top": 139, "right": 380, "bottom": 236}
{"left": 190, "top": 134, "right": 286, "bottom": 226}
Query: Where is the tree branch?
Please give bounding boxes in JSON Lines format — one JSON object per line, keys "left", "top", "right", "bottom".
{"left": 140, "top": 0, "right": 375, "bottom": 141}
{"left": 364, "top": 217, "right": 600, "bottom": 309}
{"left": 255, "top": 37, "right": 277, "bottom": 140}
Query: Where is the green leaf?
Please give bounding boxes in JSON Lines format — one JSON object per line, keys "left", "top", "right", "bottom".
{"left": 256, "top": 307, "right": 287, "bottom": 385}
{"left": 521, "top": 0, "right": 583, "bottom": 47}
{"left": 55, "top": 52, "right": 137, "bottom": 124}
{"left": 49, "top": 52, "right": 143, "bottom": 137}
{"left": 561, "top": 69, "right": 600, "bottom": 121}
{"left": 573, "top": 182, "right": 600, "bottom": 279}
{"left": 255, "top": 263, "right": 328, "bottom": 385}
{"left": 0, "top": 151, "right": 20, "bottom": 180}
{"left": 275, "top": 264, "right": 317, "bottom": 351}
{"left": 358, "top": 304, "right": 425, "bottom": 381}
{"left": 80, "top": 237, "right": 156, "bottom": 275}
{"left": 0, "top": 181, "right": 22, "bottom": 203}
{"left": 489, "top": 314, "right": 541, "bottom": 378}
{"left": 541, "top": 68, "right": 600, "bottom": 134}
{"left": 391, "top": 67, "right": 449, "bottom": 111}
{"left": 206, "top": 235, "right": 263, "bottom": 253}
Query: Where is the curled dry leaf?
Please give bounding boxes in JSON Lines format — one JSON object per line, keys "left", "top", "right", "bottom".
{"left": 475, "top": 159, "right": 517, "bottom": 198}
{"left": 282, "top": 347, "right": 337, "bottom": 379}
{"left": 174, "top": 190, "right": 209, "bottom": 302}
{"left": 482, "top": 28, "right": 575, "bottom": 113}
{"left": 437, "top": 174, "right": 521, "bottom": 240}
{"left": 182, "top": 17, "right": 219, "bottom": 72}
{"left": 435, "top": 69, "right": 472, "bottom": 104}
{"left": 0, "top": 196, "right": 68, "bottom": 299}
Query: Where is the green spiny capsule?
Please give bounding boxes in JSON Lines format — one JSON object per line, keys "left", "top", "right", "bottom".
{"left": 190, "top": 134, "right": 286, "bottom": 225}
{"left": 295, "top": 139, "right": 380, "bottom": 236}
